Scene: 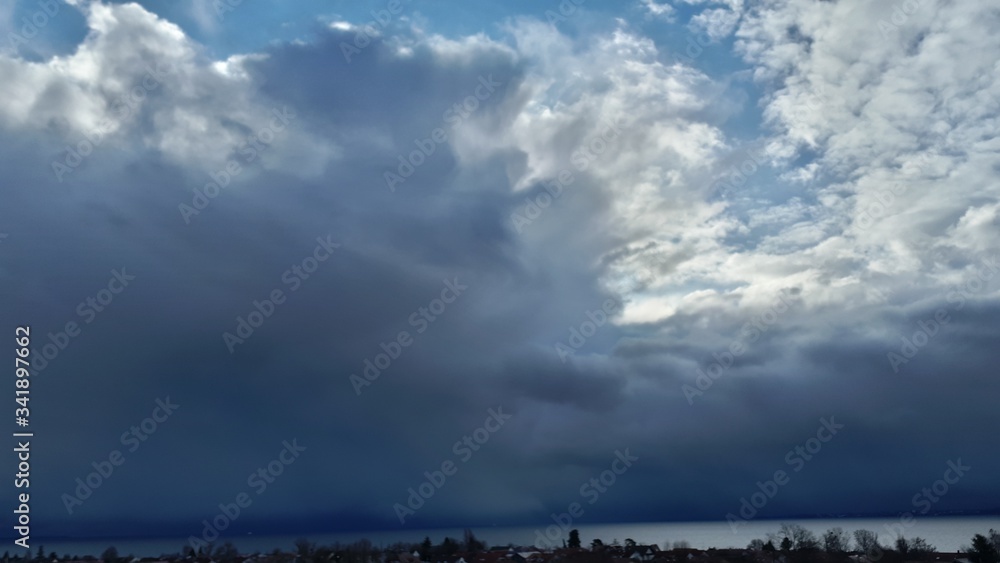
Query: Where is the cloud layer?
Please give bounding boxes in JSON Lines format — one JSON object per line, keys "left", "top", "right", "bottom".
{"left": 0, "top": 0, "right": 997, "bottom": 537}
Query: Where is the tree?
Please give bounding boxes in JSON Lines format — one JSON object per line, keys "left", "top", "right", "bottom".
{"left": 748, "top": 539, "right": 766, "bottom": 551}
{"left": 763, "top": 541, "right": 776, "bottom": 552}
{"left": 419, "top": 537, "right": 431, "bottom": 561}
{"left": 438, "top": 538, "right": 459, "bottom": 558}
{"left": 797, "top": 530, "right": 820, "bottom": 551}
{"left": 99, "top": 548, "right": 118, "bottom": 563}
{"left": 971, "top": 534, "right": 1000, "bottom": 563}
{"left": 568, "top": 530, "right": 581, "bottom": 549}
{"left": 778, "top": 524, "right": 818, "bottom": 551}
{"left": 854, "top": 530, "right": 880, "bottom": 556}
{"left": 780, "top": 538, "right": 792, "bottom": 552}
{"left": 624, "top": 539, "right": 636, "bottom": 548}
{"left": 216, "top": 542, "right": 239, "bottom": 563}
{"left": 908, "top": 537, "right": 935, "bottom": 557}
{"left": 295, "top": 539, "right": 314, "bottom": 559}
{"left": 895, "top": 536, "right": 909, "bottom": 559}
{"left": 891, "top": 536, "right": 935, "bottom": 560}
{"left": 591, "top": 539, "right": 604, "bottom": 550}
{"left": 463, "top": 530, "right": 485, "bottom": 554}
{"left": 824, "top": 528, "right": 851, "bottom": 553}
{"left": 672, "top": 541, "right": 690, "bottom": 550}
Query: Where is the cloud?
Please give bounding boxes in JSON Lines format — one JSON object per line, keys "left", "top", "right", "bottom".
{"left": 639, "top": 0, "right": 677, "bottom": 21}
{"left": 0, "top": 0, "right": 998, "bottom": 537}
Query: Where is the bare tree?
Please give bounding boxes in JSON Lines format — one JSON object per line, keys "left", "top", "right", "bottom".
{"left": 908, "top": 537, "right": 936, "bottom": 557}
{"left": 778, "top": 524, "right": 819, "bottom": 551}
{"left": 854, "top": 530, "right": 880, "bottom": 556}
{"left": 823, "top": 528, "right": 852, "bottom": 553}
{"left": 216, "top": 542, "right": 239, "bottom": 563}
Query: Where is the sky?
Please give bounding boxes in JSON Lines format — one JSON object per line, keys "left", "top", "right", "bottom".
{"left": 1, "top": 0, "right": 999, "bottom": 543}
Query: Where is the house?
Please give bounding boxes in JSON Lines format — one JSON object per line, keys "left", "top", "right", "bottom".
{"left": 626, "top": 547, "right": 659, "bottom": 562}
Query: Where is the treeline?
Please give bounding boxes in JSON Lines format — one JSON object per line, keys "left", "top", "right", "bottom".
{"left": 737, "top": 524, "right": 1000, "bottom": 563}
{"left": 4, "top": 527, "right": 998, "bottom": 563}
{"left": 0, "top": 530, "right": 491, "bottom": 563}
{"left": 181, "top": 530, "right": 489, "bottom": 563}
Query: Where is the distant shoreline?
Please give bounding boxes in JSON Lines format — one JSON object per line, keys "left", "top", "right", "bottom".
{"left": 12, "top": 516, "right": 999, "bottom": 558}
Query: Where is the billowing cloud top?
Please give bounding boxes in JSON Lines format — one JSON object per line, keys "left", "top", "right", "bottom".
{"left": 1, "top": 0, "right": 998, "bottom": 539}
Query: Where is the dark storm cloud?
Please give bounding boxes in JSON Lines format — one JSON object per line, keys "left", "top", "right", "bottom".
{"left": 0, "top": 10, "right": 636, "bottom": 536}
